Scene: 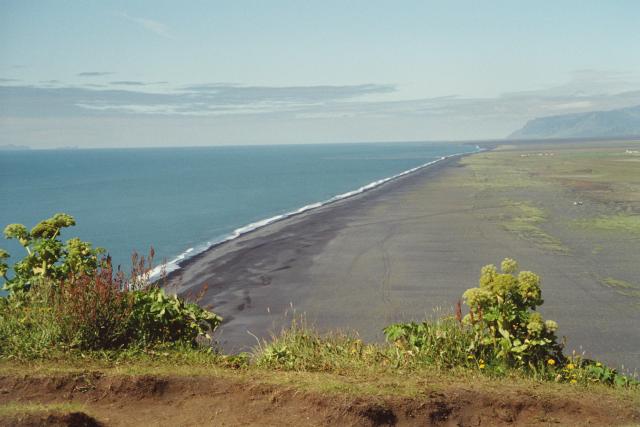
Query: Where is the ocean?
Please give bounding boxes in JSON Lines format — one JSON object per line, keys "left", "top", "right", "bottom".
{"left": 0, "top": 142, "right": 475, "bottom": 281}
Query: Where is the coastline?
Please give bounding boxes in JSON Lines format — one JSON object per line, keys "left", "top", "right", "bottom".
{"left": 162, "top": 149, "right": 479, "bottom": 279}
{"left": 164, "top": 153, "right": 471, "bottom": 345}
{"left": 165, "top": 142, "right": 640, "bottom": 372}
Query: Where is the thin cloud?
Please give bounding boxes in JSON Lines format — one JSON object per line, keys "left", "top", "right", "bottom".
{"left": 2, "top": 77, "right": 640, "bottom": 130}
{"left": 77, "top": 71, "right": 115, "bottom": 77}
{"left": 0, "top": 78, "right": 19, "bottom": 82}
{"left": 109, "top": 80, "right": 168, "bottom": 86}
{"left": 110, "top": 81, "right": 146, "bottom": 86}
{"left": 120, "top": 13, "right": 173, "bottom": 39}
{"left": 0, "top": 83, "right": 396, "bottom": 117}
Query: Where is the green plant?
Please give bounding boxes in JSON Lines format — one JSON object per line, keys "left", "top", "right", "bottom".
{"left": 255, "top": 321, "right": 380, "bottom": 372}
{"left": 462, "top": 258, "right": 564, "bottom": 368}
{"left": 129, "top": 286, "right": 221, "bottom": 346}
{"left": 54, "top": 263, "right": 134, "bottom": 350}
{"left": 552, "top": 355, "right": 640, "bottom": 388}
{"left": 1, "top": 214, "right": 222, "bottom": 357}
{"left": 2, "top": 213, "right": 103, "bottom": 294}
{"left": 383, "top": 316, "right": 477, "bottom": 369}
{"left": 0, "top": 280, "right": 61, "bottom": 358}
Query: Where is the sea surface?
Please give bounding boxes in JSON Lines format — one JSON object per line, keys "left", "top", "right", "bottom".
{"left": 0, "top": 142, "right": 475, "bottom": 281}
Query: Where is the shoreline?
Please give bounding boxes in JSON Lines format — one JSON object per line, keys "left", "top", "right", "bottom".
{"left": 163, "top": 149, "right": 481, "bottom": 281}
{"left": 164, "top": 153, "right": 473, "bottom": 348}
{"left": 165, "top": 141, "right": 639, "bottom": 372}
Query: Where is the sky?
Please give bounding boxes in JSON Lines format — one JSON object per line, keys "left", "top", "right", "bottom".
{"left": 1, "top": 0, "right": 640, "bottom": 148}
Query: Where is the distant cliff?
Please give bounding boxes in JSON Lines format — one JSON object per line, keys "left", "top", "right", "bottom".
{"left": 509, "top": 104, "right": 640, "bottom": 139}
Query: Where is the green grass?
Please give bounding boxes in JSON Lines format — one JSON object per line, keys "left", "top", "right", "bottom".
{"left": 462, "top": 144, "right": 640, "bottom": 212}
{"left": 601, "top": 277, "right": 640, "bottom": 300}
{"left": 500, "top": 200, "right": 568, "bottom": 253}
{"left": 1, "top": 342, "right": 638, "bottom": 408}
{"left": 459, "top": 153, "right": 545, "bottom": 190}
{"left": 0, "top": 402, "right": 85, "bottom": 417}
{"left": 574, "top": 214, "right": 640, "bottom": 236}
{"left": 2, "top": 305, "right": 637, "bottom": 390}
{"left": 458, "top": 144, "right": 640, "bottom": 252}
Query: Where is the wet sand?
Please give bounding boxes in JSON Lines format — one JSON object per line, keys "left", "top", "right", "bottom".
{"left": 166, "top": 151, "right": 640, "bottom": 372}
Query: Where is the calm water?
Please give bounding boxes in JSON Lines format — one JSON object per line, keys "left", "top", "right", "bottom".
{"left": 0, "top": 142, "right": 473, "bottom": 278}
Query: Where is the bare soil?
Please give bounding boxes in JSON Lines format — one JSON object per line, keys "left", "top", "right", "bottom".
{"left": 1, "top": 373, "right": 638, "bottom": 426}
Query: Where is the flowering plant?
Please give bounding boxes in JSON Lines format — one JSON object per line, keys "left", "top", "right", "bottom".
{"left": 463, "top": 258, "right": 564, "bottom": 368}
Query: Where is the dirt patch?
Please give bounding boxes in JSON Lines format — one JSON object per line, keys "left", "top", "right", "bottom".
{"left": 0, "top": 411, "right": 100, "bottom": 427}
{"left": 1, "top": 373, "right": 637, "bottom": 426}
{"left": 561, "top": 178, "right": 612, "bottom": 193}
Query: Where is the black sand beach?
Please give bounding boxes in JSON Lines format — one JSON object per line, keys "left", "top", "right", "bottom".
{"left": 166, "top": 146, "right": 640, "bottom": 372}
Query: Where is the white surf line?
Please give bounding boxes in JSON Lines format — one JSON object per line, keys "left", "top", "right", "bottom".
{"left": 151, "top": 147, "right": 483, "bottom": 281}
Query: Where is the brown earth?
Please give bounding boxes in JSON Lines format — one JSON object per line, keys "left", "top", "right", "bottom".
{"left": 1, "top": 373, "right": 638, "bottom": 426}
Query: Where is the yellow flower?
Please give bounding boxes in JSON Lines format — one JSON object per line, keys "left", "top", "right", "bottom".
{"left": 596, "top": 362, "right": 602, "bottom": 367}
{"left": 567, "top": 363, "right": 575, "bottom": 370}
{"left": 467, "top": 355, "right": 475, "bottom": 360}
{"left": 479, "top": 363, "right": 485, "bottom": 369}
{"left": 570, "top": 379, "right": 577, "bottom": 384}
{"left": 547, "top": 359, "right": 556, "bottom": 366}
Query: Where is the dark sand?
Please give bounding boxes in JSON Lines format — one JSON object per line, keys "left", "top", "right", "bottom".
{"left": 166, "top": 153, "right": 640, "bottom": 372}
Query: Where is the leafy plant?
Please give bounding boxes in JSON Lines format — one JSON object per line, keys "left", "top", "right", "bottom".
{"left": 255, "top": 321, "right": 379, "bottom": 372}
{"left": 0, "top": 281, "right": 61, "bottom": 358}
{"left": 129, "top": 286, "right": 221, "bottom": 346}
{"left": 2, "top": 214, "right": 103, "bottom": 294}
{"left": 551, "top": 355, "right": 640, "bottom": 388}
{"left": 0, "top": 214, "right": 222, "bottom": 356}
{"left": 462, "top": 258, "right": 564, "bottom": 368}
{"left": 383, "top": 317, "right": 476, "bottom": 369}
{"left": 54, "top": 262, "right": 134, "bottom": 350}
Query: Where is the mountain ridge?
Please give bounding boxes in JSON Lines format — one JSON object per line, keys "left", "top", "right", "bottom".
{"left": 509, "top": 104, "right": 640, "bottom": 139}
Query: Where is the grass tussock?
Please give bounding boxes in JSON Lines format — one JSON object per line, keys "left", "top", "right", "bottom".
{"left": 255, "top": 320, "right": 381, "bottom": 373}
{"left": 574, "top": 214, "right": 640, "bottom": 236}
{"left": 254, "top": 317, "right": 477, "bottom": 375}
{"left": 0, "top": 402, "right": 85, "bottom": 418}
{"left": 600, "top": 277, "right": 640, "bottom": 300}
{"left": 500, "top": 200, "right": 568, "bottom": 253}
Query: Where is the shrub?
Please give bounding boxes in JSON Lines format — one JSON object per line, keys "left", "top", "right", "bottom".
{"left": 383, "top": 316, "right": 478, "bottom": 369}
{"left": 383, "top": 259, "right": 564, "bottom": 372}
{"left": 2, "top": 214, "right": 103, "bottom": 294}
{"left": 54, "top": 263, "right": 134, "bottom": 350}
{"left": 0, "top": 214, "right": 222, "bottom": 357}
{"left": 462, "top": 258, "right": 564, "bottom": 368}
{"left": 128, "top": 286, "right": 221, "bottom": 347}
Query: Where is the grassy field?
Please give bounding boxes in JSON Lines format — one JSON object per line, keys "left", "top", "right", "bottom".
{"left": 459, "top": 140, "right": 640, "bottom": 306}
{"left": 1, "top": 349, "right": 638, "bottom": 401}
{"left": 466, "top": 140, "right": 640, "bottom": 214}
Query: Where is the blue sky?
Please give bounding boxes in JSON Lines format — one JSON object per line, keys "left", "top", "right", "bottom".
{"left": 1, "top": 1, "right": 640, "bottom": 147}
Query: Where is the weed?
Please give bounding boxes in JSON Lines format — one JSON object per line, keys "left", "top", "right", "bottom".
{"left": 0, "top": 215, "right": 221, "bottom": 357}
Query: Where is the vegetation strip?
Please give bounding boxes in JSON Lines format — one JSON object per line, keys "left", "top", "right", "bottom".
{"left": 1, "top": 208, "right": 639, "bottom": 424}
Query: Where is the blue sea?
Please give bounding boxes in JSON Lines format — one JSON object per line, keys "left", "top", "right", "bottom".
{"left": 0, "top": 142, "right": 475, "bottom": 281}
